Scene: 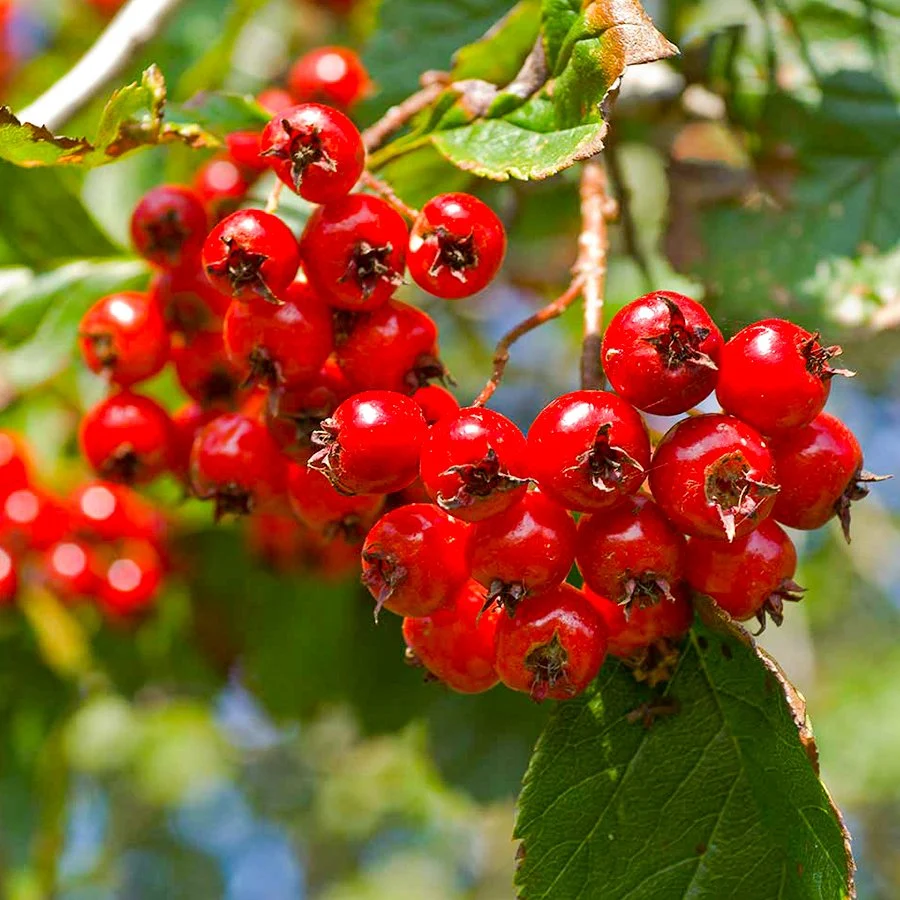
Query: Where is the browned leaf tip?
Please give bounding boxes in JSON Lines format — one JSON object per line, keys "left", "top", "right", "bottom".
{"left": 584, "top": 0, "right": 680, "bottom": 69}
{"left": 0, "top": 107, "right": 94, "bottom": 166}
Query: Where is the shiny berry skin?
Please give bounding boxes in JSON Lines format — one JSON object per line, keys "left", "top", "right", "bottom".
{"left": 716, "top": 319, "right": 852, "bottom": 435}
{"left": 0, "top": 546, "right": 16, "bottom": 606}
{"left": 172, "top": 330, "right": 244, "bottom": 409}
{"left": 575, "top": 495, "right": 686, "bottom": 609}
{"left": 258, "top": 88, "right": 295, "bottom": 114}
{"left": 79, "top": 392, "right": 173, "bottom": 485}
{"left": 1, "top": 488, "right": 68, "bottom": 552}
{"left": 602, "top": 291, "right": 723, "bottom": 415}
{"left": 69, "top": 481, "right": 167, "bottom": 548}
{"left": 79, "top": 291, "right": 170, "bottom": 387}
{"left": 649, "top": 414, "right": 779, "bottom": 541}
{"left": 203, "top": 209, "right": 300, "bottom": 305}
{"left": 97, "top": 540, "right": 163, "bottom": 618}
{"left": 472, "top": 488, "right": 575, "bottom": 615}
{"left": 260, "top": 103, "right": 365, "bottom": 203}
{"left": 130, "top": 184, "right": 208, "bottom": 269}
{"left": 770, "top": 413, "right": 889, "bottom": 541}
{"left": 193, "top": 156, "right": 252, "bottom": 218}
{"left": 402, "top": 579, "right": 500, "bottom": 694}
{"left": 223, "top": 279, "right": 334, "bottom": 390}
{"left": 149, "top": 267, "right": 231, "bottom": 336}
{"left": 191, "top": 413, "right": 287, "bottom": 518}
{"left": 225, "top": 131, "right": 266, "bottom": 173}
{"left": 584, "top": 584, "right": 693, "bottom": 658}
{"left": 362, "top": 503, "right": 472, "bottom": 619}
{"left": 171, "top": 402, "right": 218, "bottom": 482}
{"left": 300, "top": 194, "right": 407, "bottom": 311}
{"left": 287, "top": 463, "right": 384, "bottom": 541}
{"left": 42, "top": 540, "right": 101, "bottom": 601}
{"left": 335, "top": 299, "right": 445, "bottom": 394}
{"left": 494, "top": 583, "right": 607, "bottom": 702}
{"left": 407, "top": 193, "right": 506, "bottom": 299}
{"left": 686, "top": 520, "right": 804, "bottom": 632}
{"left": 287, "top": 46, "right": 371, "bottom": 109}
{"left": 527, "top": 390, "right": 650, "bottom": 513}
{"left": 310, "top": 391, "right": 427, "bottom": 494}
{"left": 0, "top": 430, "right": 31, "bottom": 502}
{"left": 420, "top": 407, "right": 530, "bottom": 522}
{"left": 413, "top": 385, "right": 459, "bottom": 425}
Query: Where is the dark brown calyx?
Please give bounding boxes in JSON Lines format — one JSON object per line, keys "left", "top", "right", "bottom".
{"left": 752, "top": 578, "right": 806, "bottom": 634}
{"left": 202, "top": 367, "right": 241, "bottom": 406}
{"left": 800, "top": 331, "right": 855, "bottom": 381}
{"left": 100, "top": 446, "right": 141, "bottom": 484}
{"left": 569, "top": 422, "right": 644, "bottom": 493}
{"left": 618, "top": 573, "right": 676, "bottom": 616}
{"left": 362, "top": 549, "right": 407, "bottom": 622}
{"left": 308, "top": 419, "right": 353, "bottom": 495}
{"left": 213, "top": 483, "right": 254, "bottom": 520}
{"left": 428, "top": 226, "right": 478, "bottom": 282}
{"left": 643, "top": 296, "right": 717, "bottom": 372}
{"left": 206, "top": 236, "right": 280, "bottom": 305}
{"left": 436, "top": 446, "right": 530, "bottom": 512}
{"left": 260, "top": 121, "right": 336, "bottom": 191}
{"left": 704, "top": 451, "right": 780, "bottom": 541}
{"left": 143, "top": 209, "right": 188, "bottom": 263}
{"left": 341, "top": 241, "right": 403, "bottom": 300}
{"left": 526, "top": 631, "right": 570, "bottom": 703}
{"left": 622, "top": 637, "right": 682, "bottom": 687}
{"left": 82, "top": 331, "right": 117, "bottom": 370}
{"left": 403, "top": 352, "right": 450, "bottom": 393}
{"left": 331, "top": 309, "right": 362, "bottom": 345}
{"left": 483, "top": 579, "right": 528, "bottom": 618}
{"left": 244, "top": 347, "right": 283, "bottom": 390}
{"left": 323, "top": 515, "right": 369, "bottom": 546}
{"left": 835, "top": 466, "right": 892, "bottom": 543}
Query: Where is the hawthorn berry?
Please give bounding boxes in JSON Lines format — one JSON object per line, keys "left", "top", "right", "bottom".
{"left": 203, "top": 209, "right": 300, "bottom": 305}
{"left": 0, "top": 430, "right": 31, "bottom": 502}
{"left": 575, "top": 494, "right": 686, "bottom": 610}
{"left": 69, "top": 481, "right": 167, "bottom": 548}
{"left": 527, "top": 390, "right": 650, "bottom": 513}
{"left": 407, "top": 193, "right": 506, "bottom": 299}
{"left": 193, "top": 156, "right": 252, "bottom": 218}
{"left": 413, "top": 385, "right": 459, "bottom": 425}
{"left": 0, "top": 488, "right": 68, "bottom": 552}
{"left": 79, "top": 291, "right": 170, "bottom": 387}
{"left": 260, "top": 103, "right": 364, "bottom": 203}
{"left": 402, "top": 579, "right": 500, "bottom": 694}
{"left": 130, "top": 184, "right": 208, "bottom": 269}
{"left": 97, "top": 540, "right": 163, "bottom": 618}
{"left": 362, "top": 503, "right": 472, "bottom": 619}
{"left": 191, "top": 413, "right": 287, "bottom": 518}
{"left": 601, "top": 291, "right": 723, "bottom": 415}
{"left": 171, "top": 403, "right": 218, "bottom": 482}
{"left": 648, "top": 414, "right": 779, "bottom": 541}
{"left": 770, "top": 412, "right": 889, "bottom": 541}
{"left": 310, "top": 391, "right": 427, "bottom": 494}
{"left": 225, "top": 131, "right": 266, "bottom": 174}
{"left": 42, "top": 540, "right": 101, "bottom": 601}
{"left": 172, "top": 330, "right": 244, "bottom": 408}
{"left": 149, "top": 267, "right": 231, "bottom": 336}
{"left": 258, "top": 88, "right": 295, "bottom": 115}
{"left": 716, "top": 319, "right": 852, "bottom": 435}
{"left": 287, "top": 46, "right": 371, "bottom": 109}
{"left": 300, "top": 194, "right": 407, "bottom": 311}
{"left": 420, "top": 407, "right": 530, "bottom": 522}
{"left": 494, "top": 583, "right": 607, "bottom": 702}
{"left": 471, "top": 488, "right": 576, "bottom": 615}
{"left": 0, "top": 546, "right": 16, "bottom": 606}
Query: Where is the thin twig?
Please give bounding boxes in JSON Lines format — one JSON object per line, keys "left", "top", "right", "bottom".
{"left": 361, "top": 75, "right": 447, "bottom": 153}
{"left": 359, "top": 170, "right": 420, "bottom": 220}
{"left": 264, "top": 181, "right": 283, "bottom": 215}
{"left": 17, "top": 0, "right": 188, "bottom": 130}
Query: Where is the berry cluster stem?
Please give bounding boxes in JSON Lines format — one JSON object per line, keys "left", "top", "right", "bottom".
{"left": 361, "top": 75, "right": 448, "bottom": 153}
{"left": 359, "top": 170, "right": 420, "bottom": 220}
{"left": 265, "top": 181, "right": 284, "bottom": 215}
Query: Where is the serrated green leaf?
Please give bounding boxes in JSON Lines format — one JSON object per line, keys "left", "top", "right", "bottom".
{"left": 514, "top": 618, "right": 854, "bottom": 899}
{"left": 171, "top": 92, "right": 270, "bottom": 136}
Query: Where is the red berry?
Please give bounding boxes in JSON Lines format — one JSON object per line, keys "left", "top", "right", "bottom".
{"left": 171, "top": 402, "right": 219, "bottom": 482}
{"left": 149, "top": 267, "right": 231, "bottom": 336}
{"left": 258, "top": 88, "right": 295, "bottom": 114}
{"left": 172, "top": 330, "right": 244, "bottom": 408}
{"left": 0, "top": 546, "right": 16, "bottom": 606}
{"left": 203, "top": 209, "right": 300, "bottom": 305}
{"left": 193, "top": 157, "right": 252, "bottom": 218}
{"left": 260, "top": 103, "right": 365, "bottom": 203}
{"left": 413, "top": 385, "right": 459, "bottom": 425}
{"left": 300, "top": 194, "right": 407, "bottom": 311}
{"left": 0, "top": 488, "right": 68, "bottom": 552}
{"left": 575, "top": 494, "right": 686, "bottom": 608}
{"left": 402, "top": 579, "right": 500, "bottom": 694}
{"left": 287, "top": 46, "right": 371, "bottom": 109}
{"left": 716, "top": 318, "right": 852, "bottom": 435}
{"left": 0, "top": 430, "right": 31, "bottom": 502}
{"left": 494, "top": 583, "right": 607, "bottom": 701}
{"left": 419, "top": 407, "right": 530, "bottom": 522}
{"left": 79, "top": 291, "right": 170, "bottom": 387}
{"left": 527, "top": 390, "right": 650, "bottom": 513}
{"left": 42, "top": 540, "right": 101, "bottom": 600}
{"left": 310, "top": 391, "right": 427, "bottom": 494}
{"left": 98, "top": 540, "right": 163, "bottom": 618}
{"left": 686, "top": 520, "right": 804, "bottom": 631}
{"left": 223, "top": 278, "right": 334, "bottom": 390}
{"left": 471, "top": 488, "right": 575, "bottom": 615}
{"left": 69, "top": 481, "right": 167, "bottom": 548}
{"left": 225, "top": 131, "right": 266, "bottom": 173}
{"left": 335, "top": 298, "right": 445, "bottom": 394}
{"left": 79, "top": 392, "right": 173, "bottom": 485}
{"left": 362, "top": 503, "right": 472, "bottom": 619}
{"left": 407, "top": 193, "right": 506, "bottom": 299}
{"left": 648, "top": 414, "right": 779, "bottom": 541}
{"left": 130, "top": 184, "right": 208, "bottom": 269}
{"left": 601, "top": 291, "right": 723, "bottom": 415}
{"left": 770, "top": 412, "right": 889, "bottom": 541}
{"left": 190, "top": 413, "right": 287, "bottom": 518}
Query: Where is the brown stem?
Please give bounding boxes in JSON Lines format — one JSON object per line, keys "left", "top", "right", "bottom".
{"left": 359, "top": 170, "right": 420, "bottom": 220}
{"left": 264, "top": 181, "right": 283, "bottom": 215}
{"left": 361, "top": 74, "right": 448, "bottom": 153}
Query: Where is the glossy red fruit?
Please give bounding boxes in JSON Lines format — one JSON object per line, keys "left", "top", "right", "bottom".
{"left": 310, "top": 391, "right": 427, "bottom": 494}
{"left": 362, "top": 503, "right": 472, "bottom": 619}
{"left": 260, "top": 103, "right": 364, "bottom": 203}
{"left": 649, "top": 414, "right": 779, "bottom": 541}
{"left": 407, "top": 193, "right": 506, "bottom": 299}
{"left": 0, "top": 546, "right": 16, "bottom": 605}
{"left": 223, "top": 279, "right": 334, "bottom": 390}
{"left": 203, "top": 209, "right": 300, "bottom": 305}
{"left": 601, "top": 291, "right": 723, "bottom": 415}
{"left": 97, "top": 540, "right": 163, "bottom": 617}
{"left": 191, "top": 413, "right": 287, "bottom": 517}
{"left": 402, "top": 579, "right": 500, "bottom": 694}
{"left": 172, "top": 331, "right": 244, "bottom": 408}
{"left": 494, "top": 583, "right": 607, "bottom": 701}
{"left": 79, "top": 392, "right": 173, "bottom": 485}
{"left": 527, "top": 390, "right": 650, "bottom": 513}
{"left": 225, "top": 131, "right": 266, "bottom": 173}
{"left": 130, "top": 184, "right": 208, "bottom": 269}
{"left": 149, "top": 267, "right": 231, "bottom": 336}
{"left": 42, "top": 540, "right": 101, "bottom": 600}
{"left": 69, "top": 482, "right": 167, "bottom": 548}
{"left": 287, "top": 46, "right": 371, "bottom": 109}
{"left": 193, "top": 156, "right": 252, "bottom": 218}
{"left": 420, "top": 407, "right": 530, "bottom": 522}
{"left": 300, "top": 194, "right": 407, "bottom": 311}
{"left": 686, "top": 519, "right": 804, "bottom": 632}
{"left": 0, "top": 430, "right": 31, "bottom": 502}
{"left": 584, "top": 584, "right": 693, "bottom": 658}
{"left": 770, "top": 412, "right": 889, "bottom": 541}
{"left": 0, "top": 488, "right": 68, "bottom": 552}
{"left": 335, "top": 298, "right": 445, "bottom": 394}
{"left": 716, "top": 319, "right": 852, "bottom": 435}
{"left": 171, "top": 403, "right": 219, "bottom": 481}
{"left": 471, "top": 488, "right": 575, "bottom": 615}
{"left": 413, "top": 385, "right": 459, "bottom": 425}
{"left": 79, "top": 291, "right": 170, "bottom": 387}
{"left": 287, "top": 463, "right": 383, "bottom": 541}
{"left": 258, "top": 88, "right": 295, "bottom": 114}
{"left": 575, "top": 494, "right": 686, "bottom": 608}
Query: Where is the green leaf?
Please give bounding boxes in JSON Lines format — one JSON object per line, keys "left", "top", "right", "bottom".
{"left": 170, "top": 92, "right": 270, "bottom": 137}
{"left": 514, "top": 616, "right": 854, "bottom": 899}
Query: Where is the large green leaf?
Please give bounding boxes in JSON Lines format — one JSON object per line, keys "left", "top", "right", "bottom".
{"left": 514, "top": 615, "right": 854, "bottom": 899}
